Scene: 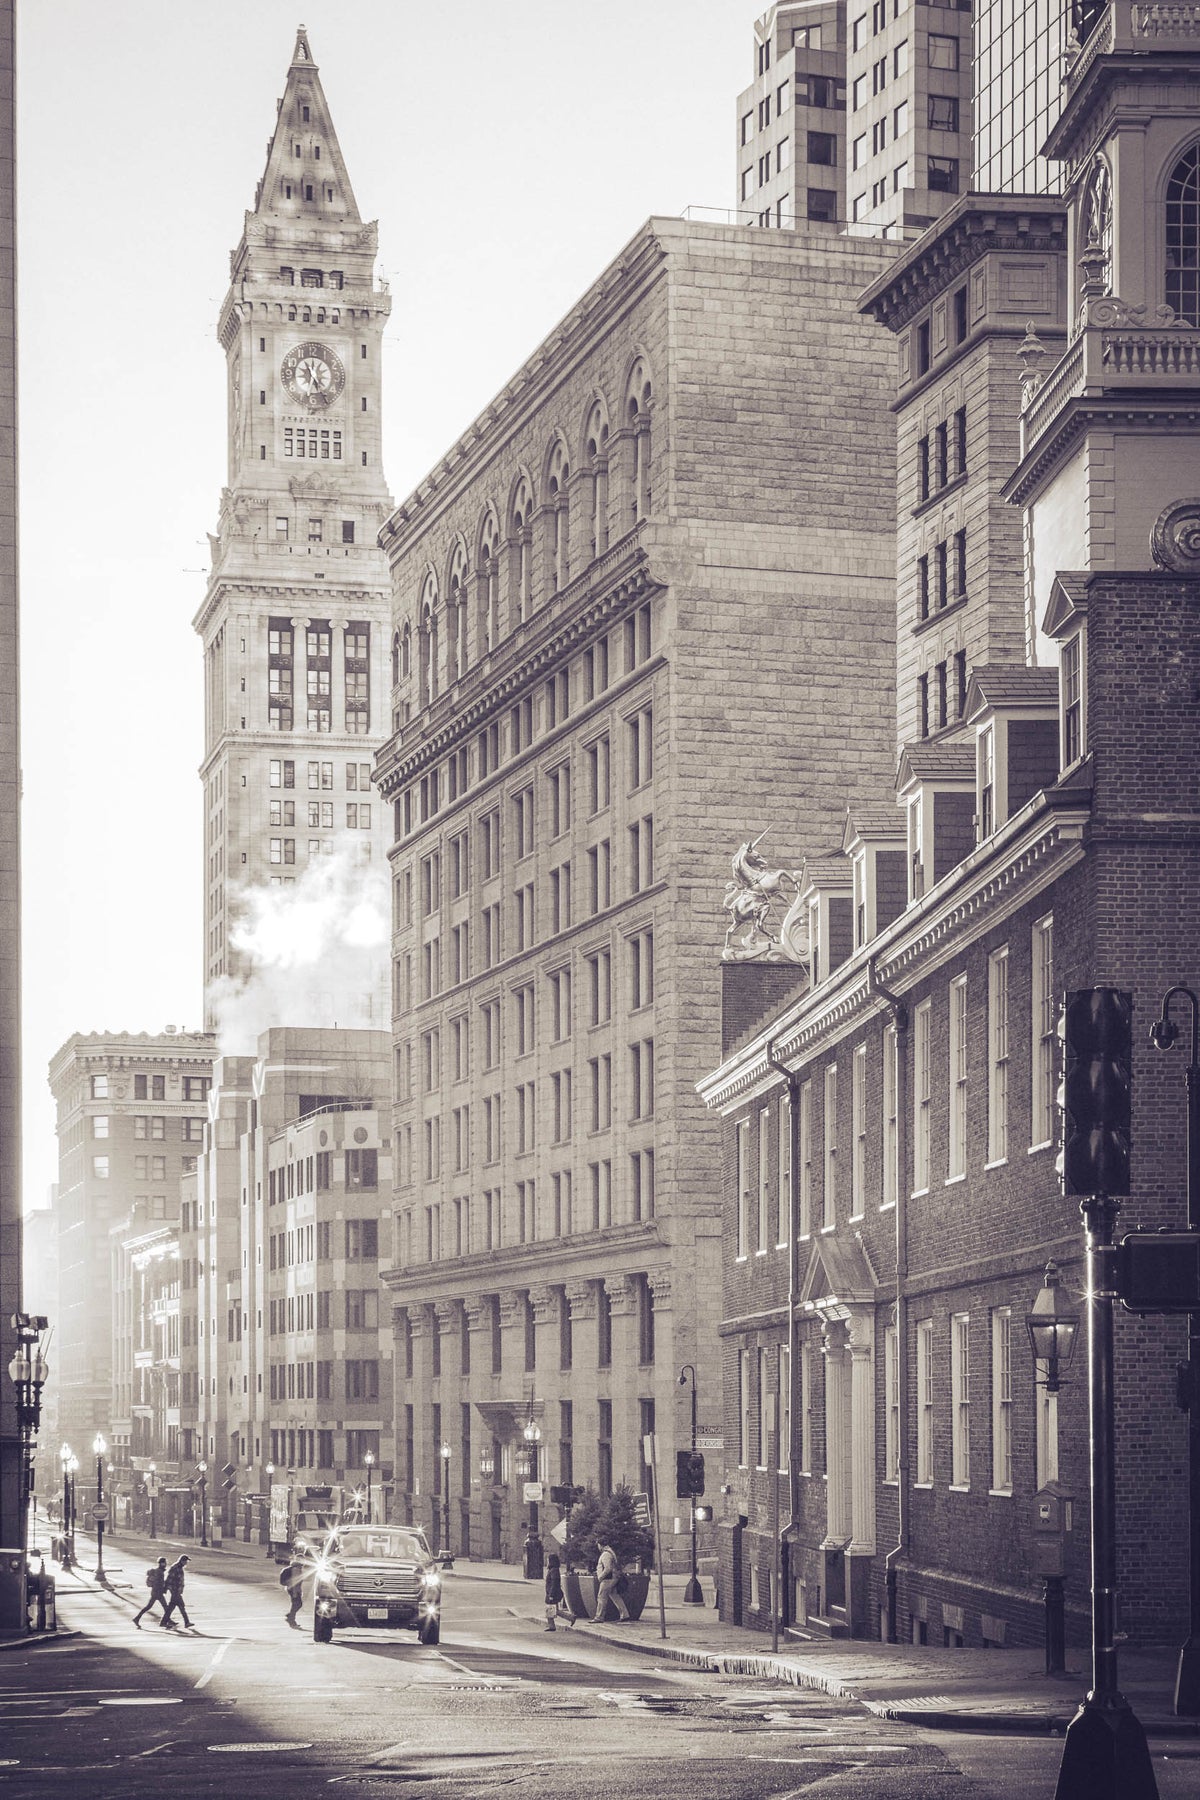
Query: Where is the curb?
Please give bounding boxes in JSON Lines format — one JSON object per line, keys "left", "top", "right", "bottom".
{"left": 0, "top": 1630, "right": 80, "bottom": 1653}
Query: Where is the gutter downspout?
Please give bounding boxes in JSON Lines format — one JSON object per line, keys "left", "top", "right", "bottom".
{"left": 766, "top": 1036, "right": 801, "bottom": 1654}
{"left": 867, "top": 958, "right": 909, "bottom": 1645}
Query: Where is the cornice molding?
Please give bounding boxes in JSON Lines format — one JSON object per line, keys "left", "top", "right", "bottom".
{"left": 859, "top": 199, "right": 1068, "bottom": 334}
{"left": 378, "top": 1218, "right": 665, "bottom": 1297}
{"left": 698, "top": 793, "right": 1090, "bottom": 1111}
{"left": 1005, "top": 395, "right": 1200, "bottom": 505}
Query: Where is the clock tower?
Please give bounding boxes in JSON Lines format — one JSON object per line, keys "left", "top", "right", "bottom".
{"left": 195, "top": 26, "right": 394, "bottom": 1030}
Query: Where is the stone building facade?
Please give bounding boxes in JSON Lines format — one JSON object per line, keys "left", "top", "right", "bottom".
{"left": 47, "top": 1030, "right": 214, "bottom": 1460}
{"left": 374, "top": 216, "right": 902, "bottom": 1562}
{"left": 699, "top": 4, "right": 1200, "bottom": 1647}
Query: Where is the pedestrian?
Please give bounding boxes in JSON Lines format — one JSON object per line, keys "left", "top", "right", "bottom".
{"left": 543, "top": 1552, "right": 574, "bottom": 1631}
{"left": 133, "top": 1556, "right": 169, "bottom": 1628}
{"left": 593, "top": 1541, "right": 630, "bottom": 1622}
{"left": 160, "top": 1553, "right": 193, "bottom": 1629}
{"left": 280, "top": 1545, "right": 306, "bottom": 1627}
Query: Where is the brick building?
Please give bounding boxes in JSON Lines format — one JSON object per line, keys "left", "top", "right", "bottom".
{"left": 374, "top": 215, "right": 903, "bottom": 1563}
{"left": 699, "top": 5, "right": 1200, "bottom": 1646}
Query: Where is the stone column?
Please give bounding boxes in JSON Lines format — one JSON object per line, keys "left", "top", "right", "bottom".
{"left": 821, "top": 1321, "right": 852, "bottom": 1547}
{"left": 329, "top": 617, "right": 346, "bottom": 734}
{"left": 407, "top": 1304, "right": 435, "bottom": 1542}
{"left": 847, "top": 1311, "right": 876, "bottom": 1557}
{"left": 462, "top": 1294, "right": 494, "bottom": 1543}
{"left": 604, "top": 1274, "right": 638, "bottom": 1486}
{"left": 564, "top": 1279, "right": 597, "bottom": 1488}
{"left": 528, "top": 1284, "right": 560, "bottom": 1475}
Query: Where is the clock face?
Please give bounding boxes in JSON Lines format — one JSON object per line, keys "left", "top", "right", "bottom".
{"left": 280, "top": 340, "right": 346, "bottom": 409}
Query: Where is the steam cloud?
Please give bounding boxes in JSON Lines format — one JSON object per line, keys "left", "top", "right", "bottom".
{"left": 208, "top": 849, "right": 390, "bottom": 1054}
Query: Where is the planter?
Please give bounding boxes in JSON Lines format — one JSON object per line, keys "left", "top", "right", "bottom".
{"left": 563, "top": 1568, "right": 651, "bottom": 1622}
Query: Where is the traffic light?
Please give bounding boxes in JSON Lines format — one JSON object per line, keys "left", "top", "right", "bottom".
{"left": 1060, "top": 987, "right": 1132, "bottom": 1196}
{"left": 549, "top": 1484, "right": 585, "bottom": 1508}
{"left": 676, "top": 1450, "right": 705, "bottom": 1498}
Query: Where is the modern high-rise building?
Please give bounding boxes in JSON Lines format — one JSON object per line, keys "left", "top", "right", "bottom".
{"left": 46, "top": 1030, "right": 215, "bottom": 1459}
{"left": 195, "top": 26, "right": 393, "bottom": 1029}
{"left": 736, "top": 3, "right": 847, "bottom": 229}
{"left": 972, "top": 0, "right": 1068, "bottom": 196}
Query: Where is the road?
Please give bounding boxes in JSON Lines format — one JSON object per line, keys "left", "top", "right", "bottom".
{"left": 2, "top": 1539, "right": 1198, "bottom": 1798}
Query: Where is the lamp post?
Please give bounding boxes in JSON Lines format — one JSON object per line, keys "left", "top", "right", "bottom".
{"left": 147, "top": 1461, "right": 157, "bottom": 1539}
{"left": 522, "top": 1409, "right": 544, "bottom": 1581}
{"left": 677, "top": 1364, "right": 703, "bottom": 1604}
{"left": 1150, "top": 983, "right": 1200, "bottom": 1715}
{"left": 92, "top": 1434, "right": 108, "bottom": 1581}
{"left": 7, "top": 1313, "right": 50, "bottom": 1552}
{"left": 58, "top": 1444, "right": 72, "bottom": 1570}
{"left": 1026, "top": 1263, "right": 1079, "bottom": 1674}
{"left": 196, "top": 1461, "right": 209, "bottom": 1547}
{"left": 66, "top": 1453, "right": 78, "bottom": 1567}
{"left": 264, "top": 1462, "right": 275, "bottom": 1555}
{"left": 364, "top": 1450, "right": 375, "bottom": 1524}
{"left": 439, "top": 1442, "right": 451, "bottom": 1555}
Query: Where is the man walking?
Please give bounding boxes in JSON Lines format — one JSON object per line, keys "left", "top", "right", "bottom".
{"left": 160, "top": 1554, "right": 193, "bottom": 1629}
{"left": 593, "top": 1541, "right": 630, "bottom": 1622}
{"left": 133, "top": 1556, "right": 168, "bottom": 1628}
{"left": 280, "top": 1545, "right": 306, "bottom": 1627}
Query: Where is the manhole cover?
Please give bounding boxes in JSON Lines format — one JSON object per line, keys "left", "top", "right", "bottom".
{"left": 209, "top": 1742, "right": 315, "bottom": 1753}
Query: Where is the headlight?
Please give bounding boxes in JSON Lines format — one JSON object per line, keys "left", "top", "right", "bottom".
{"left": 313, "top": 1558, "right": 336, "bottom": 1583}
{"left": 421, "top": 1568, "right": 442, "bottom": 1590}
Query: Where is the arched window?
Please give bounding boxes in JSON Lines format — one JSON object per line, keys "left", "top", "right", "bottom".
{"left": 391, "top": 629, "right": 401, "bottom": 689}
{"left": 545, "top": 439, "right": 570, "bottom": 595}
{"left": 1167, "top": 144, "right": 1200, "bottom": 324}
{"left": 478, "top": 509, "right": 501, "bottom": 653}
{"left": 401, "top": 621, "right": 411, "bottom": 680}
{"left": 584, "top": 400, "right": 610, "bottom": 559}
{"left": 418, "top": 573, "right": 439, "bottom": 706}
{"left": 511, "top": 477, "right": 534, "bottom": 623}
{"left": 447, "top": 540, "right": 469, "bottom": 681}
{"left": 625, "top": 359, "right": 653, "bottom": 526}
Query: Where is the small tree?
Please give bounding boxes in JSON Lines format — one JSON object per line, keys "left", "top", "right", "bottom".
{"left": 562, "top": 1485, "right": 605, "bottom": 1571}
{"left": 595, "top": 1482, "right": 655, "bottom": 1570}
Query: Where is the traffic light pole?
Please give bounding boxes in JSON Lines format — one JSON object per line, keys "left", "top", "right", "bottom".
{"left": 1054, "top": 1193, "right": 1158, "bottom": 1800}
{"left": 679, "top": 1365, "right": 702, "bottom": 1605}
{"left": 1150, "top": 983, "right": 1200, "bottom": 1715}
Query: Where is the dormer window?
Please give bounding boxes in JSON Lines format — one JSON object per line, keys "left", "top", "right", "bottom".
{"left": 853, "top": 852, "right": 867, "bottom": 945}
{"left": 1061, "top": 632, "right": 1084, "bottom": 766}
{"left": 978, "top": 725, "right": 995, "bottom": 838}
{"left": 907, "top": 797, "right": 924, "bottom": 900}
{"left": 965, "top": 667, "right": 1059, "bottom": 842}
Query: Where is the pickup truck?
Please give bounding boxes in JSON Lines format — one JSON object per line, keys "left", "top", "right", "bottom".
{"left": 311, "top": 1526, "right": 444, "bottom": 1645}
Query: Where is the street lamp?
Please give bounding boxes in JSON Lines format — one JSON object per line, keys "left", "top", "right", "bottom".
{"left": 263, "top": 1462, "right": 275, "bottom": 1556}
{"left": 92, "top": 1433, "right": 108, "bottom": 1582}
{"left": 1026, "top": 1262, "right": 1080, "bottom": 1395}
{"left": 364, "top": 1450, "right": 375, "bottom": 1524}
{"left": 677, "top": 1364, "right": 704, "bottom": 1604}
{"left": 147, "top": 1461, "right": 157, "bottom": 1540}
{"left": 439, "top": 1442, "right": 451, "bottom": 1555}
{"left": 522, "top": 1408, "right": 544, "bottom": 1581}
{"left": 1151, "top": 983, "right": 1200, "bottom": 1715}
{"left": 58, "top": 1444, "right": 73, "bottom": 1570}
{"left": 66, "top": 1453, "right": 79, "bottom": 1567}
{"left": 1025, "top": 1266, "right": 1079, "bottom": 1675}
{"left": 196, "top": 1461, "right": 209, "bottom": 1547}
{"left": 7, "top": 1313, "right": 50, "bottom": 1553}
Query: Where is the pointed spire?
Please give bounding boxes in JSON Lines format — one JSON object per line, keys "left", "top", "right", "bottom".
{"left": 252, "top": 26, "right": 361, "bottom": 226}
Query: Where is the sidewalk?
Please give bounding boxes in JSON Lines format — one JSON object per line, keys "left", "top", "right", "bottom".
{"left": 27, "top": 1527, "right": 1196, "bottom": 1738}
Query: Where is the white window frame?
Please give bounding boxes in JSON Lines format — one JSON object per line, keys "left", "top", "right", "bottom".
{"left": 799, "top": 1342, "right": 813, "bottom": 1474}
{"left": 950, "top": 1312, "right": 970, "bottom": 1489}
{"left": 916, "top": 1318, "right": 934, "bottom": 1485}
{"left": 913, "top": 999, "right": 932, "bottom": 1193}
{"left": 799, "top": 1081, "right": 813, "bottom": 1238}
{"left": 736, "top": 1119, "right": 750, "bottom": 1260}
{"left": 776, "top": 1091, "right": 791, "bottom": 1247}
{"left": 1036, "top": 1384, "right": 1059, "bottom": 1489}
{"left": 738, "top": 1347, "right": 752, "bottom": 1467}
{"left": 883, "top": 1322, "right": 899, "bottom": 1482}
{"left": 851, "top": 1044, "right": 867, "bottom": 1218}
{"left": 1030, "top": 914, "right": 1055, "bottom": 1151}
{"left": 1060, "top": 629, "right": 1085, "bottom": 768}
{"left": 778, "top": 1344, "right": 791, "bottom": 1472}
{"left": 882, "top": 1023, "right": 898, "bottom": 1209}
{"left": 757, "top": 1346, "right": 771, "bottom": 1469}
{"left": 822, "top": 1064, "right": 838, "bottom": 1230}
{"left": 757, "top": 1107, "right": 771, "bottom": 1254}
{"left": 990, "top": 1307, "right": 1013, "bottom": 1494}
{"left": 987, "top": 946, "right": 1010, "bottom": 1166}
{"left": 948, "top": 975, "right": 967, "bottom": 1181}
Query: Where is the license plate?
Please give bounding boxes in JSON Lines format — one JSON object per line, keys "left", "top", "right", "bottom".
{"left": 366, "top": 1606, "right": 388, "bottom": 1620}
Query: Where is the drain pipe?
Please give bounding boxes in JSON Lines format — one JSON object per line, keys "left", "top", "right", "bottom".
{"left": 765, "top": 1035, "right": 801, "bottom": 1654}
{"left": 867, "top": 959, "right": 909, "bottom": 1645}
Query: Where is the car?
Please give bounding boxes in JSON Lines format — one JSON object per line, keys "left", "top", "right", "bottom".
{"left": 311, "top": 1526, "right": 444, "bottom": 1645}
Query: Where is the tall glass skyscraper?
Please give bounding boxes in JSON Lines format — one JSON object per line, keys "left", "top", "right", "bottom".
{"left": 973, "top": 0, "right": 1069, "bottom": 194}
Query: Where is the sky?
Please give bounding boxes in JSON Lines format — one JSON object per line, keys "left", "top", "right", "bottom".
{"left": 16, "top": 0, "right": 752, "bottom": 1208}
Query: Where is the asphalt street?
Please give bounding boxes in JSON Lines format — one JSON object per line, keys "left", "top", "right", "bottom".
{"left": 2, "top": 1543, "right": 1198, "bottom": 1798}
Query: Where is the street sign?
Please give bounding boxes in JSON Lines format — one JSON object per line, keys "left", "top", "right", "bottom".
{"left": 90, "top": 1502, "right": 109, "bottom": 1523}
{"left": 523, "top": 1481, "right": 544, "bottom": 1503}
{"left": 549, "top": 1518, "right": 568, "bottom": 1545}
{"left": 695, "top": 1435, "right": 724, "bottom": 1451}
{"left": 632, "top": 1491, "right": 651, "bottom": 1528}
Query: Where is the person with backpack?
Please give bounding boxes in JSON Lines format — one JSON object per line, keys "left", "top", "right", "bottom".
{"left": 593, "top": 1541, "right": 631, "bottom": 1622}
{"left": 160, "top": 1554, "right": 192, "bottom": 1629}
{"left": 542, "top": 1552, "right": 574, "bottom": 1631}
{"left": 280, "top": 1545, "right": 307, "bottom": 1627}
{"left": 133, "top": 1556, "right": 168, "bottom": 1628}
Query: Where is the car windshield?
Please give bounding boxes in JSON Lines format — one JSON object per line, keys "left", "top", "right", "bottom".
{"left": 328, "top": 1529, "right": 425, "bottom": 1562}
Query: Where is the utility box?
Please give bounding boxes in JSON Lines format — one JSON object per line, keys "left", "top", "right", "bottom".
{"left": 1031, "top": 1482, "right": 1074, "bottom": 1577}
{"left": 0, "top": 1549, "right": 26, "bottom": 1635}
